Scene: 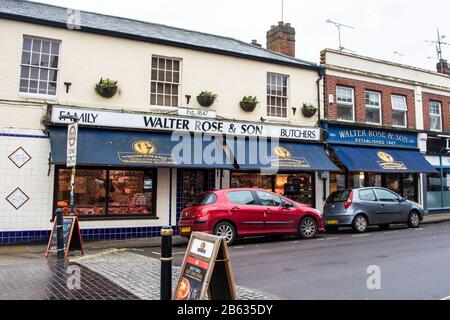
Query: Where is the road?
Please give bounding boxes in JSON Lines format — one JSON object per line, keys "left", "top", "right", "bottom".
{"left": 142, "top": 221, "right": 450, "bottom": 300}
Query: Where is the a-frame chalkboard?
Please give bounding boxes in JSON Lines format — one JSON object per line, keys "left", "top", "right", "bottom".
{"left": 45, "top": 216, "right": 84, "bottom": 258}
{"left": 174, "top": 232, "right": 237, "bottom": 300}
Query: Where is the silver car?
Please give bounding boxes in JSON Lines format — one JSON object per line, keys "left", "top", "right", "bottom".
{"left": 323, "top": 187, "right": 424, "bottom": 233}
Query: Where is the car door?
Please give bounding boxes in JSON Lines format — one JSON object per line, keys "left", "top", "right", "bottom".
{"left": 255, "top": 191, "right": 297, "bottom": 234}
{"left": 357, "top": 188, "right": 382, "bottom": 224}
{"left": 374, "top": 188, "right": 402, "bottom": 223}
{"left": 225, "top": 190, "right": 265, "bottom": 236}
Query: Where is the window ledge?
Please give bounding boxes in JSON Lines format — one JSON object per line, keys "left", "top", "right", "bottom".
{"left": 266, "top": 116, "right": 290, "bottom": 123}
{"left": 51, "top": 215, "right": 159, "bottom": 222}
{"left": 18, "top": 92, "right": 58, "bottom": 101}
{"left": 149, "top": 105, "right": 178, "bottom": 112}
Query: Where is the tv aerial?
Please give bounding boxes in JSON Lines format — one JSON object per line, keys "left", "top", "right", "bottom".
{"left": 326, "top": 18, "right": 355, "bottom": 52}
{"left": 425, "top": 28, "right": 449, "bottom": 68}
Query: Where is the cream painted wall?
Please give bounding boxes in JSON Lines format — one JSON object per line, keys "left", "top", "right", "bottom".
{"left": 0, "top": 19, "right": 320, "bottom": 130}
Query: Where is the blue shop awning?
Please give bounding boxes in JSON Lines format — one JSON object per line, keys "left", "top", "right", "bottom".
{"left": 227, "top": 138, "right": 340, "bottom": 172}
{"left": 49, "top": 127, "right": 233, "bottom": 169}
{"left": 332, "top": 145, "right": 437, "bottom": 173}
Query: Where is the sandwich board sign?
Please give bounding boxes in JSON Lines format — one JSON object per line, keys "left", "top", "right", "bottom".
{"left": 45, "top": 216, "right": 84, "bottom": 258}
{"left": 174, "top": 232, "right": 237, "bottom": 300}
{"left": 66, "top": 122, "right": 78, "bottom": 168}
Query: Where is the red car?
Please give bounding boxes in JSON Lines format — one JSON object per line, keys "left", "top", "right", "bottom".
{"left": 178, "top": 188, "right": 324, "bottom": 245}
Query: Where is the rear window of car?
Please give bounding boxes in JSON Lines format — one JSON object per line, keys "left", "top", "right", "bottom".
{"left": 327, "top": 190, "right": 351, "bottom": 203}
{"left": 226, "top": 191, "right": 256, "bottom": 205}
{"left": 191, "top": 193, "right": 217, "bottom": 206}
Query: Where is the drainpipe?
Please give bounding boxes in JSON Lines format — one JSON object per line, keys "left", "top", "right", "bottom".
{"left": 317, "top": 65, "right": 328, "bottom": 205}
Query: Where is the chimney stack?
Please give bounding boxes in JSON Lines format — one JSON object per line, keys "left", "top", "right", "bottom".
{"left": 437, "top": 60, "right": 450, "bottom": 75}
{"left": 266, "top": 21, "right": 296, "bottom": 57}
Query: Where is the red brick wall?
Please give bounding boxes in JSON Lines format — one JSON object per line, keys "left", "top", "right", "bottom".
{"left": 324, "top": 75, "right": 416, "bottom": 129}
{"left": 422, "top": 92, "right": 450, "bottom": 132}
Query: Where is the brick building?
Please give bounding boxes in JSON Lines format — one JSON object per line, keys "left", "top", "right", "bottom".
{"left": 321, "top": 49, "right": 450, "bottom": 212}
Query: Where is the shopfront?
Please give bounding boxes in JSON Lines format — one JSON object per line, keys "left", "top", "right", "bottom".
{"left": 325, "top": 124, "right": 436, "bottom": 203}
{"left": 424, "top": 135, "right": 450, "bottom": 211}
{"left": 48, "top": 106, "right": 334, "bottom": 237}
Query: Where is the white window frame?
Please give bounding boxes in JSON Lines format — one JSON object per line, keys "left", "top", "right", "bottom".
{"left": 266, "top": 72, "right": 289, "bottom": 119}
{"left": 336, "top": 86, "right": 355, "bottom": 122}
{"left": 365, "top": 91, "right": 382, "bottom": 125}
{"left": 391, "top": 95, "right": 408, "bottom": 128}
{"left": 150, "top": 55, "right": 182, "bottom": 110}
{"left": 429, "top": 101, "right": 442, "bottom": 132}
{"left": 19, "top": 35, "right": 61, "bottom": 100}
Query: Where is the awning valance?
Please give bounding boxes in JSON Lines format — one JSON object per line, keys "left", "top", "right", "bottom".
{"left": 49, "top": 127, "right": 233, "bottom": 169}
{"left": 332, "top": 145, "right": 437, "bottom": 173}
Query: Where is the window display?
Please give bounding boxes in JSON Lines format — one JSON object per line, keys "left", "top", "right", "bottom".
{"left": 230, "top": 172, "right": 314, "bottom": 207}
{"left": 182, "top": 170, "right": 207, "bottom": 208}
{"left": 56, "top": 168, "right": 155, "bottom": 218}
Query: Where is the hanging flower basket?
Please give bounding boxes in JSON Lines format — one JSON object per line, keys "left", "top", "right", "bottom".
{"left": 95, "top": 78, "right": 118, "bottom": 98}
{"left": 302, "top": 103, "right": 318, "bottom": 118}
{"left": 197, "top": 91, "right": 217, "bottom": 107}
{"left": 239, "top": 96, "right": 258, "bottom": 112}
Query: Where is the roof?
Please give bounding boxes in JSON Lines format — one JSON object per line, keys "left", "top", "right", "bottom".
{"left": 0, "top": 0, "right": 319, "bottom": 70}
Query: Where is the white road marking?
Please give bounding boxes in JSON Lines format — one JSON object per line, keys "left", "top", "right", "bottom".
{"left": 414, "top": 228, "right": 424, "bottom": 231}
{"left": 151, "top": 251, "right": 161, "bottom": 256}
{"left": 352, "top": 234, "right": 371, "bottom": 238}
{"left": 233, "top": 246, "right": 244, "bottom": 249}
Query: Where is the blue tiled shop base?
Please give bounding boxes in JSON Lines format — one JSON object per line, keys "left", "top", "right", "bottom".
{"left": 0, "top": 226, "right": 177, "bottom": 245}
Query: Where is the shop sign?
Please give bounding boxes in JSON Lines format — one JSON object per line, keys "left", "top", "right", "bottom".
{"left": 327, "top": 125, "right": 417, "bottom": 148}
{"left": 66, "top": 122, "right": 78, "bottom": 167}
{"left": 45, "top": 216, "right": 84, "bottom": 258}
{"left": 174, "top": 232, "right": 236, "bottom": 300}
{"left": 376, "top": 151, "right": 407, "bottom": 170}
{"left": 51, "top": 106, "right": 320, "bottom": 142}
{"left": 178, "top": 107, "right": 216, "bottom": 119}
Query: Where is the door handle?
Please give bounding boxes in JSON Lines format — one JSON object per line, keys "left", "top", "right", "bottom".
{"left": 232, "top": 206, "right": 240, "bottom": 210}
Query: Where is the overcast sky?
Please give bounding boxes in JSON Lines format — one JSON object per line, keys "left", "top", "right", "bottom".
{"left": 33, "top": 0, "right": 449, "bottom": 71}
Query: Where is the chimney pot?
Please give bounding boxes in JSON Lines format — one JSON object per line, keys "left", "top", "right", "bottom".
{"left": 436, "top": 59, "right": 450, "bottom": 75}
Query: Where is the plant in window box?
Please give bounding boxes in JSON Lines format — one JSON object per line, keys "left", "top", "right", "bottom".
{"left": 301, "top": 103, "right": 318, "bottom": 118}
{"left": 239, "top": 96, "right": 258, "bottom": 112}
{"left": 197, "top": 91, "right": 217, "bottom": 107}
{"left": 95, "top": 78, "right": 118, "bottom": 98}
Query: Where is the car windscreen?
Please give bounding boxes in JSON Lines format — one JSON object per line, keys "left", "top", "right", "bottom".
{"left": 326, "top": 190, "right": 351, "bottom": 203}
{"left": 190, "top": 193, "right": 217, "bottom": 206}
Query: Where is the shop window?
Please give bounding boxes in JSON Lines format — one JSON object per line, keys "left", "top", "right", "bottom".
{"left": 349, "top": 172, "right": 365, "bottom": 189}
{"left": 367, "top": 173, "right": 382, "bottom": 187}
{"left": 427, "top": 173, "right": 442, "bottom": 209}
{"left": 391, "top": 95, "right": 407, "bottom": 127}
{"left": 230, "top": 172, "right": 272, "bottom": 191}
{"left": 336, "top": 86, "right": 354, "bottom": 121}
{"left": 56, "top": 168, "right": 155, "bottom": 218}
{"left": 267, "top": 73, "right": 288, "bottom": 118}
{"left": 329, "top": 173, "right": 346, "bottom": 193}
{"left": 429, "top": 101, "right": 442, "bottom": 132}
{"left": 386, "top": 174, "right": 401, "bottom": 195}
{"left": 150, "top": 56, "right": 180, "bottom": 107}
{"left": 365, "top": 91, "right": 381, "bottom": 124}
{"left": 275, "top": 174, "right": 313, "bottom": 207}
{"left": 182, "top": 170, "right": 207, "bottom": 208}
{"left": 20, "top": 36, "right": 60, "bottom": 96}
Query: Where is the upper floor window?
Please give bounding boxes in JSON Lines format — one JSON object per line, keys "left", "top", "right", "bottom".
{"left": 429, "top": 101, "right": 442, "bottom": 132}
{"left": 20, "top": 36, "right": 60, "bottom": 96}
{"left": 336, "top": 86, "right": 354, "bottom": 121}
{"left": 150, "top": 56, "right": 180, "bottom": 108}
{"left": 391, "top": 95, "right": 407, "bottom": 128}
{"left": 365, "top": 91, "right": 381, "bottom": 124}
{"left": 267, "top": 73, "right": 288, "bottom": 118}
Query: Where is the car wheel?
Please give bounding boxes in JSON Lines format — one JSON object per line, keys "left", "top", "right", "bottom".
{"left": 325, "top": 226, "right": 339, "bottom": 233}
{"left": 214, "top": 222, "right": 236, "bottom": 245}
{"left": 298, "top": 217, "right": 318, "bottom": 239}
{"left": 352, "top": 214, "right": 368, "bottom": 233}
{"left": 408, "top": 211, "right": 421, "bottom": 228}
{"left": 379, "top": 224, "right": 390, "bottom": 230}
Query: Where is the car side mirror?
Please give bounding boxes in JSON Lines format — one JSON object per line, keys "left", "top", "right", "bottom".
{"left": 282, "top": 201, "right": 293, "bottom": 209}
{"left": 399, "top": 197, "right": 407, "bottom": 203}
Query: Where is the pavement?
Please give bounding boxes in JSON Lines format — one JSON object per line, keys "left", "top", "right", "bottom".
{"left": 1, "top": 212, "right": 450, "bottom": 300}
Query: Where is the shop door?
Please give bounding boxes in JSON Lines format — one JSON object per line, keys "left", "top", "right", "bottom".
{"left": 255, "top": 191, "right": 297, "bottom": 234}
{"left": 182, "top": 170, "right": 208, "bottom": 209}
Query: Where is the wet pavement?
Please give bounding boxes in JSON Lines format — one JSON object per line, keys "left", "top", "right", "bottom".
{"left": 0, "top": 257, "right": 139, "bottom": 300}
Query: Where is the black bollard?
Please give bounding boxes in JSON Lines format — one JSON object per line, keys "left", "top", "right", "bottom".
{"left": 160, "top": 226, "right": 173, "bottom": 300}
{"left": 56, "top": 208, "right": 64, "bottom": 259}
